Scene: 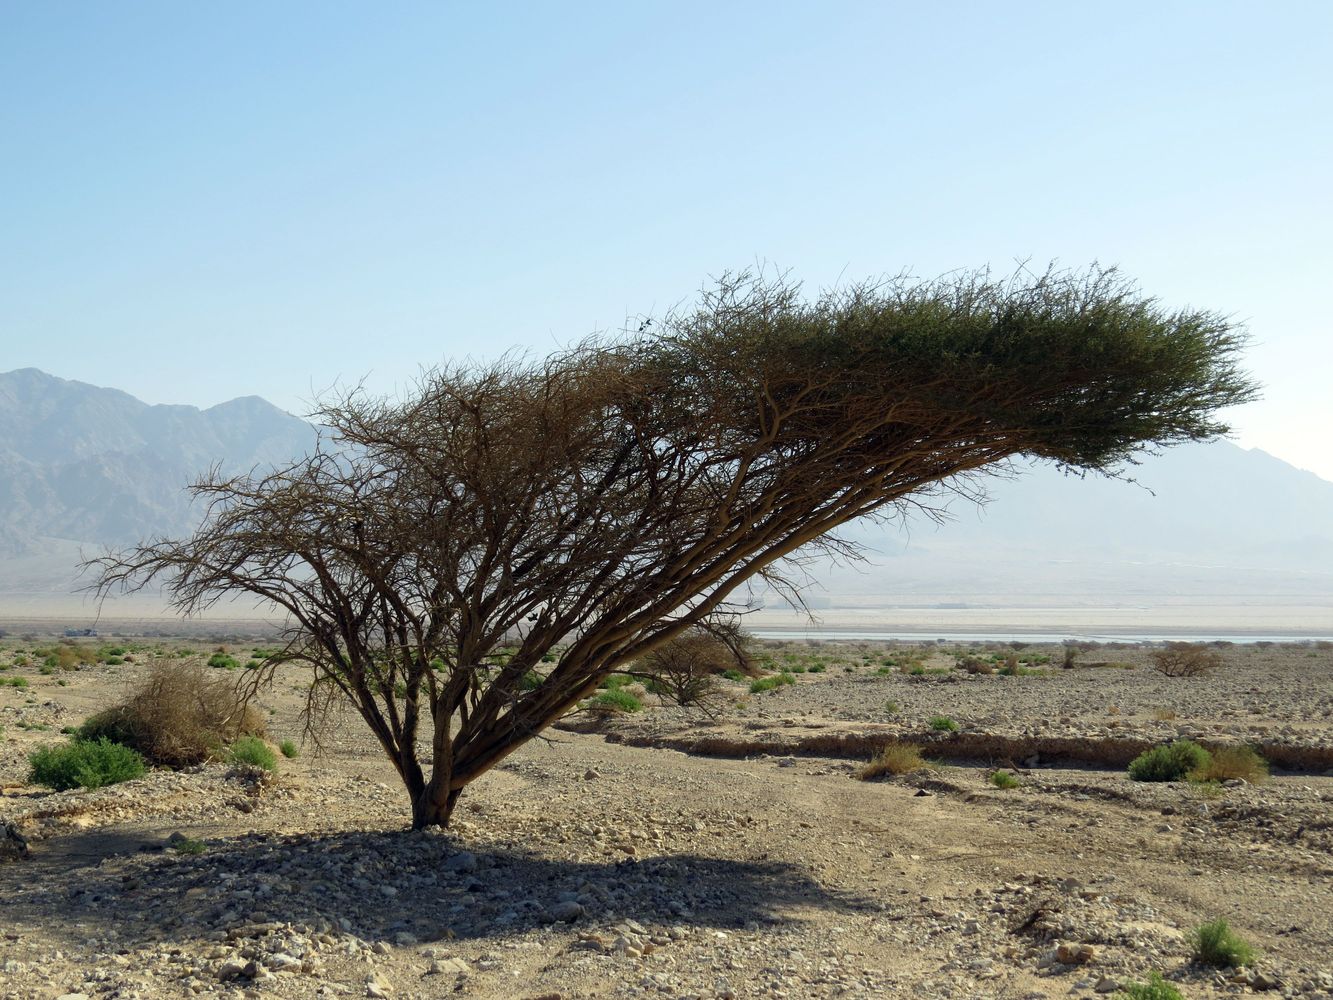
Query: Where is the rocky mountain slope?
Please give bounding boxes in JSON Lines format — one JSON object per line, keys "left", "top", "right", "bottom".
{"left": 0, "top": 369, "right": 317, "bottom": 598}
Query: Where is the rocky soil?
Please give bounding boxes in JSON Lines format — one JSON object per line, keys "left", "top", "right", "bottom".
{"left": 2, "top": 637, "right": 1332, "bottom": 1000}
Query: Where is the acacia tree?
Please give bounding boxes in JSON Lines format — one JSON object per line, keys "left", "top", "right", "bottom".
{"left": 92, "top": 267, "right": 1256, "bottom": 828}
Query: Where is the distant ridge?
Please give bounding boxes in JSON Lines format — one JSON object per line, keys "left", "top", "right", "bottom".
{"left": 0, "top": 368, "right": 318, "bottom": 596}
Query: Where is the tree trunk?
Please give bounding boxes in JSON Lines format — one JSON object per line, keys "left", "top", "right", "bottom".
{"left": 411, "top": 771, "right": 460, "bottom": 829}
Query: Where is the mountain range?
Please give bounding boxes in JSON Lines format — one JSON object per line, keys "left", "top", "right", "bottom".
{"left": 2, "top": 367, "right": 1331, "bottom": 626}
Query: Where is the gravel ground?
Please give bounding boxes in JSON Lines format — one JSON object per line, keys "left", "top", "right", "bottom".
{"left": 2, "top": 639, "right": 1332, "bottom": 1000}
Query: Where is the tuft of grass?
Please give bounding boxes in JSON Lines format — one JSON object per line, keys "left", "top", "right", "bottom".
{"left": 882, "top": 699, "right": 899, "bottom": 714}
{"left": 1190, "top": 745, "right": 1268, "bottom": 784}
{"left": 720, "top": 668, "right": 745, "bottom": 682}
{"left": 584, "top": 689, "right": 643, "bottom": 713}
{"left": 170, "top": 836, "right": 208, "bottom": 855}
{"left": 749, "top": 673, "right": 796, "bottom": 694}
{"left": 1151, "top": 707, "right": 1178, "bottom": 722}
{"left": 1128, "top": 740, "right": 1211, "bottom": 782}
{"left": 519, "top": 670, "right": 544, "bottom": 691}
{"left": 207, "top": 652, "right": 240, "bottom": 670}
{"left": 1, "top": 676, "right": 29, "bottom": 688}
{"left": 1189, "top": 918, "right": 1255, "bottom": 968}
{"left": 1115, "top": 972, "right": 1184, "bottom": 1000}
{"left": 228, "top": 736, "right": 278, "bottom": 772}
{"left": 989, "top": 770, "right": 1021, "bottom": 789}
{"left": 928, "top": 715, "right": 959, "bottom": 733}
{"left": 278, "top": 739, "right": 299, "bottom": 759}
{"left": 29, "top": 737, "right": 147, "bottom": 791}
{"left": 858, "top": 741, "right": 933, "bottom": 780}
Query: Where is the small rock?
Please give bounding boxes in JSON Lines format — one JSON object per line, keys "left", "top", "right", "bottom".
{"left": 543, "top": 900, "right": 585, "bottom": 923}
{"left": 1056, "top": 942, "right": 1097, "bottom": 965}
{"left": 584, "top": 769, "right": 599, "bottom": 780}
{"left": 444, "top": 851, "right": 477, "bottom": 873}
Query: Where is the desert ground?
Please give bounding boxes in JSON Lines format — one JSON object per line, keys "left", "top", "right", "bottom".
{"left": 2, "top": 628, "right": 1332, "bottom": 1000}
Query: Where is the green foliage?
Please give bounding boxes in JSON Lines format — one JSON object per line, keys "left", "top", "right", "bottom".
{"left": 207, "top": 652, "right": 240, "bottom": 670}
{"left": 584, "top": 689, "right": 643, "bottom": 713}
{"left": 228, "top": 736, "right": 278, "bottom": 772}
{"left": 597, "top": 673, "right": 633, "bottom": 690}
{"left": 279, "top": 739, "right": 299, "bottom": 759}
{"left": 720, "top": 668, "right": 745, "bottom": 682}
{"left": 749, "top": 673, "right": 795, "bottom": 693}
{"left": 1115, "top": 972, "right": 1184, "bottom": 1000}
{"left": 882, "top": 700, "right": 899, "bottom": 714}
{"left": 1189, "top": 918, "right": 1255, "bottom": 968}
{"left": 28, "top": 737, "right": 147, "bottom": 791}
{"left": 1, "top": 676, "right": 28, "bottom": 688}
{"left": 929, "top": 715, "right": 959, "bottom": 732}
{"left": 519, "top": 670, "right": 544, "bottom": 691}
{"left": 989, "top": 770, "right": 1021, "bottom": 789}
{"left": 170, "top": 836, "right": 207, "bottom": 855}
{"left": 1128, "top": 740, "right": 1212, "bottom": 782}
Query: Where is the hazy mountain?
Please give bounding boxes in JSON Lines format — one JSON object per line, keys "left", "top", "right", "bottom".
{"left": 788, "top": 441, "right": 1333, "bottom": 605}
{"left": 0, "top": 369, "right": 318, "bottom": 597}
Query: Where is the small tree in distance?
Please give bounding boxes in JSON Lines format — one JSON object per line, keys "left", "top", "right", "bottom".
{"left": 91, "top": 266, "right": 1258, "bottom": 828}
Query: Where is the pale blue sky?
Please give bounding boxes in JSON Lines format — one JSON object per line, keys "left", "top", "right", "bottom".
{"left": 3, "top": 2, "right": 1331, "bottom": 477}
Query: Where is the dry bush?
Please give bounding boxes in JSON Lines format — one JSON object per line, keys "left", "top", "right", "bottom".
{"left": 958, "top": 656, "right": 993, "bottom": 675}
{"left": 633, "top": 623, "right": 755, "bottom": 709}
{"left": 1151, "top": 643, "right": 1223, "bottom": 678}
{"left": 79, "top": 661, "right": 265, "bottom": 767}
{"left": 1191, "top": 745, "right": 1268, "bottom": 784}
{"left": 857, "top": 741, "right": 932, "bottom": 780}
{"left": 1151, "top": 707, "right": 1178, "bottom": 721}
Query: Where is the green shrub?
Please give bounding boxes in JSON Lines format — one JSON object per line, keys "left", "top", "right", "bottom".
{"left": 597, "top": 673, "right": 633, "bottom": 690}
{"left": 279, "top": 739, "right": 299, "bottom": 759}
{"left": 720, "top": 668, "right": 745, "bottom": 682}
{"left": 1, "top": 676, "right": 28, "bottom": 688}
{"left": 883, "top": 700, "right": 899, "bottom": 714}
{"left": 170, "top": 835, "right": 207, "bottom": 855}
{"left": 584, "top": 689, "right": 643, "bottom": 713}
{"left": 929, "top": 715, "right": 959, "bottom": 732}
{"left": 29, "top": 737, "right": 147, "bottom": 791}
{"left": 1128, "top": 740, "right": 1211, "bottom": 782}
{"left": 749, "top": 673, "right": 795, "bottom": 693}
{"left": 1189, "top": 918, "right": 1254, "bottom": 968}
{"left": 207, "top": 653, "right": 240, "bottom": 670}
{"left": 519, "top": 670, "right": 544, "bottom": 691}
{"left": 989, "top": 770, "right": 1020, "bottom": 789}
{"left": 806, "top": 663, "right": 826, "bottom": 673}
{"left": 228, "top": 736, "right": 278, "bottom": 772}
{"left": 1116, "top": 972, "right": 1184, "bottom": 1000}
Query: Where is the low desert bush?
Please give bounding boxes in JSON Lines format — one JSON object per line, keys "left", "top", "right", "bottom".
{"left": 78, "top": 661, "right": 265, "bottom": 767}
{"left": 1115, "top": 972, "right": 1184, "bottom": 1000}
{"left": 858, "top": 741, "right": 932, "bottom": 780}
{"left": 1, "top": 676, "right": 28, "bottom": 688}
{"left": 228, "top": 736, "right": 278, "bottom": 772}
{"left": 29, "top": 737, "right": 147, "bottom": 791}
{"left": 1191, "top": 745, "right": 1268, "bottom": 784}
{"left": 1151, "top": 707, "right": 1178, "bottom": 722}
{"left": 749, "top": 673, "right": 795, "bottom": 694}
{"left": 1189, "top": 918, "right": 1255, "bottom": 968}
{"left": 207, "top": 652, "right": 240, "bottom": 670}
{"left": 1128, "top": 740, "right": 1211, "bottom": 782}
{"left": 1151, "top": 643, "right": 1222, "bottom": 677}
{"left": 929, "top": 715, "right": 959, "bottom": 733}
{"left": 584, "top": 689, "right": 643, "bottom": 714}
{"left": 989, "top": 770, "right": 1021, "bottom": 789}
{"left": 279, "top": 739, "right": 299, "bottom": 759}
{"left": 958, "top": 656, "right": 993, "bottom": 675}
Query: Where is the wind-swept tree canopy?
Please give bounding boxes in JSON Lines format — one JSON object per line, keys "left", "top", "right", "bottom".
{"left": 92, "top": 267, "right": 1257, "bottom": 827}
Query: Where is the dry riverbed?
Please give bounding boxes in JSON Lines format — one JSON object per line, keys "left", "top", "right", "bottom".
{"left": 2, "top": 636, "right": 1332, "bottom": 1000}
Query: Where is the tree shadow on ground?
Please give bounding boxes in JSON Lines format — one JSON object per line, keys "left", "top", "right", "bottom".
{"left": 3, "top": 825, "right": 878, "bottom": 950}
